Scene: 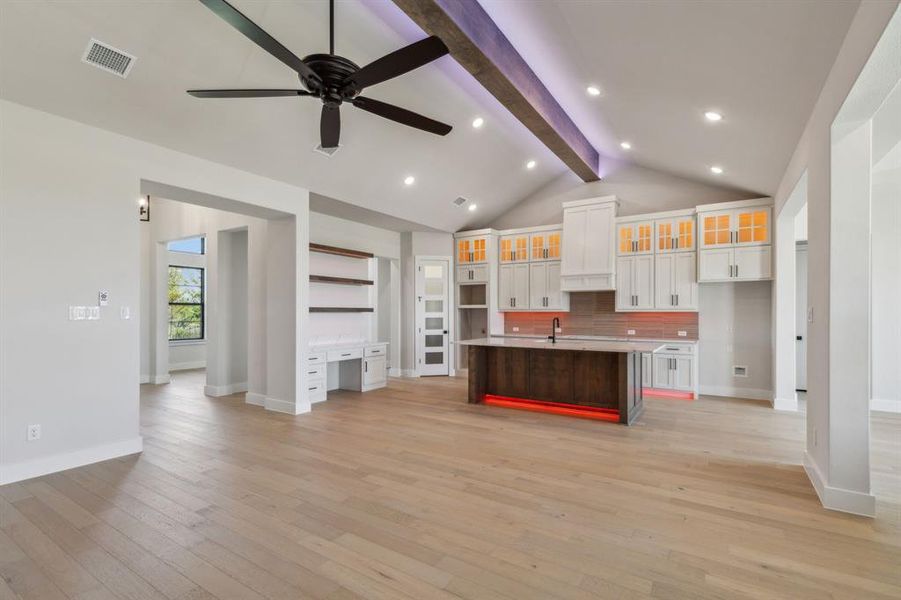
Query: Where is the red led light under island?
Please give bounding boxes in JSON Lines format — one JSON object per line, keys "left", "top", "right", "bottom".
{"left": 482, "top": 395, "right": 620, "bottom": 422}
{"left": 642, "top": 388, "right": 695, "bottom": 400}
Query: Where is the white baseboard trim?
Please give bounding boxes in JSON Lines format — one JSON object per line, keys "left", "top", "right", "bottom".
{"left": 773, "top": 396, "right": 799, "bottom": 411}
{"left": 700, "top": 385, "right": 772, "bottom": 401}
{"left": 204, "top": 381, "right": 248, "bottom": 397}
{"left": 803, "top": 452, "right": 875, "bottom": 517}
{"left": 169, "top": 361, "right": 206, "bottom": 372}
{"left": 149, "top": 374, "right": 171, "bottom": 385}
{"left": 0, "top": 436, "right": 143, "bottom": 486}
{"left": 264, "top": 396, "right": 311, "bottom": 415}
{"left": 245, "top": 391, "right": 265, "bottom": 406}
{"left": 400, "top": 369, "right": 419, "bottom": 378}
{"left": 140, "top": 374, "right": 150, "bottom": 384}
{"left": 871, "top": 398, "right": 901, "bottom": 413}
{"left": 388, "top": 367, "right": 402, "bottom": 377}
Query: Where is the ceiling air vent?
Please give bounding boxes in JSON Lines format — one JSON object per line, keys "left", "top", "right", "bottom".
{"left": 81, "top": 39, "right": 136, "bottom": 78}
{"left": 453, "top": 196, "right": 468, "bottom": 207}
{"left": 313, "top": 144, "right": 341, "bottom": 157}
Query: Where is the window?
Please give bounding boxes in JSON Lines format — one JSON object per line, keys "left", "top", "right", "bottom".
{"left": 168, "top": 266, "right": 204, "bottom": 341}
{"left": 167, "top": 236, "right": 205, "bottom": 254}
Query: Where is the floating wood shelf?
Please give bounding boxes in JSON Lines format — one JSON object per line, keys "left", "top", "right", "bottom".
{"left": 458, "top": 304, "right": 488, "bottom": 309}
{"left": 309, "top": 275, "right": 374, "bottom": 286}
{"left": 309, "top": 243, "right": 373, "bottom": 259}
{"left": 310, "top": 307, "right": 375, "bottom": 313}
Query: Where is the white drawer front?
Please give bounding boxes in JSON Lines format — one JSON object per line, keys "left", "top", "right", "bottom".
{"left": 307, "top": 352, "right": 326, "bottom": 365}
{"left": 655, "top": 343, "right": 694, "bottom": 355}
{"left": 328, "top": 348, "right": 363, "bottom": 362}
{"left": 307, "top": 380, "right": 327, "bottom": 403}
{"left": 364, "top": 345, "right": 387, "bottom": 357}
{"left": 305, "top": 364, "right": 325, "bottom": 380}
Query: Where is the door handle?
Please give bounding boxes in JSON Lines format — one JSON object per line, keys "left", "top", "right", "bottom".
{"left": 796, "top": 335, "right": 803, "bottom": 341}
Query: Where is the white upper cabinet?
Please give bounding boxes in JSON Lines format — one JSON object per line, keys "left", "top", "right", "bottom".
{"left": 697, "top": 199, "right": 773, "bottom": 282}
{"left": 654, "top": 215, "right": 696, "bottom": 253}
{"left": 498, "top": 263, "right": 529, "bottom": 310}
{"left": 498, "top": 233, "right": 529, "bottom": 263}
{"left": 456, "top": 235, "right": 489, "bottom": 264}
{"left": 617, "top": 220, "right": 654, "bottom": 255}
{"left": 655, "top": 252, "right": 698, "bottom": 310}
{"left": 529, "top": 262, "right": 568, "bottom": 310}
{"left": 529, "top": 229, "right": 562, "bottom": 262}
{"left": 616, "top": 255, "right": 654, "bottom": 311}
{"left": 561, "top": 197, "right": 617, "bottom": 291}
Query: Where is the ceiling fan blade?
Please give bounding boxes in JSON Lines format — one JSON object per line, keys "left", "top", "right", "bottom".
{"left": 342, "top": 36, "right": 448, "bottom": 92}
{"left": 187, "top": 89, "right": 314, "bottom": 98}
{"left": 199, "top": 0, "right": 321, "bottom": 86}
{"left": 320, "top": 104, "right": 341, "bottom": 149}
{"left": 352, "top": 96, "right": 452, "bottom": 136}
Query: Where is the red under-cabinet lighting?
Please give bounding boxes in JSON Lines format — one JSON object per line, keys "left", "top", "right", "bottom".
{"left": 483, "top": 394, "right": 620, "bottom": 422}
{"left": 643, "top": 388, "right": 695, "bottom": 400}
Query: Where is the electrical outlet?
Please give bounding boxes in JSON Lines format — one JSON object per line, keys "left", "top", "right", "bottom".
{"left": 677, "top": 330, "right": 687, "bottom": 337}
{"left": 626, "top": 329, "right": 636, "bottom": 336}
{"left": 555, "top": 327, "right": 562, "bottom": 333}
{"left": 512, "top": 326, "right": 519, "bottom": 332}
{"left": 27, "top": 424, "right": 41, "bottom": 442}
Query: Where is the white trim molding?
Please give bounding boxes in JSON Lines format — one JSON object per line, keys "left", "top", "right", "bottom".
{"left": 204, "top": 381, "right": 248, "bottom": 397}
{"left": 0, "top": 437, "right": 143, "bottom": 486}
{"left": 264, "top": 396, "right": 311, "bottom": 415}
{"left": 871, "top": 398, "right": 901, "bottom": 413}
{"left": 169, "top": 360, "right": 207, "bottom": 372}
{"left": 803, "top": 452, "right": 876, "bottom": 517}
{"left": 700, "top": 385, "right": 773, "bottom": 401}
{"left": 388, "top": 367, "right": 402, "bottom": 378}
{"left": 245, "top": 392, "right": 265, "bottom": 406}
{"left": 149, "top": 374, "right": 171, "bottom": 384}
{"left": 773, "top": 395, "right": 799, "bottom": 411}
{"left": 140, "top": 374, "right": 151, "bottom": 384}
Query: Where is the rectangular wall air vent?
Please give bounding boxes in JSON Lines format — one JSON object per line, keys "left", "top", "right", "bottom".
{"left": 82, "top": 39, "right": 136, "bottom": 78}
{"left": 733, "top": 365, "right": 748, "bottom": 377}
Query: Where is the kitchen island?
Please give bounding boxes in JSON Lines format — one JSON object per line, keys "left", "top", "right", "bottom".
{"left": 459, "top": 337, "right": 661, "bottom": 425}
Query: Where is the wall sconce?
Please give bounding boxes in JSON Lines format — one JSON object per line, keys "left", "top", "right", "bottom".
{"left": 139, "top": 195, "right": 150, "bottom": 221}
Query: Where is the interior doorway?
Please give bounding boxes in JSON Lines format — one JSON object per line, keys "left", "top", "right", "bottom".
{"left": 795, "top": 208, "right": 808, "bottom": 393}
{"left": 415, "top": 257, "right": 450, "bottom": 376}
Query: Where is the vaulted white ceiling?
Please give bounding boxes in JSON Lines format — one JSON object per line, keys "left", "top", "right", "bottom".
{"left": 0, "top": 1, "right": 860, "bottom": 232}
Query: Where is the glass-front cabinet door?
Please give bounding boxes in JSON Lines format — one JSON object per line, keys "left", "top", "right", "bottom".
{"left": 529, "top": 229, "right": 562, "bottom": 261}
{"left": 617, "top": 221, "right": 653, "bottom": 255}
{"left": 734, "top": 207, "right": 771, "bottom": 246}
{"left": 456, "top": 235, "right": 488, "bottom": 264}
{"left": 499, "top": 233, "right": 529, "bottom": 263}
{"left": 699, "top": 211, "right": 734, "bottom": 249}
{"left": 656, "top": 217, "right": 695, "bottom": 252}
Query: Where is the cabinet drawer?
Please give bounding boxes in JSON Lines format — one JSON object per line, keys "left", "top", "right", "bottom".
{"left": 327, "top": 348, "right": 362, "bottom": 362}
{"left": 364, "top": 345, "right": 387, "bottom": 357}
{"left": 655, "top": 344, "right": 694, "bottom": 355}
{"left": 307, "top": 380, "right": 327, "bottom": 403}
{"left": 307, "top": 352, "right": 326, "bottom": 365}
{"left": 305, "top": 364, "right": 325, "bottom": 380}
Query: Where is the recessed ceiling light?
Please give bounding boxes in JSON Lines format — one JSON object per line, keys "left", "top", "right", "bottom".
{"left": 526, "top": 160, "right": 537, "bottom": 170}
{"left": 620, "top": 141, "right": 632, "bottom": 150}
{"left": 404, "top": 175, "right": 415, "bottom": 186}
{"left": 710, "top": 166, "right": 723, "bottom": 174}
{"left": 471, "top": 117, "right": 484, "bottom": 129}
{"left": 586, "top": 85, "right": 601, "bottom": 97}
{"left": 468, "top": 203, "right": 478, "bottom": 212}
{"left": 705, "top": 111, "right": 723, "bottom": 122}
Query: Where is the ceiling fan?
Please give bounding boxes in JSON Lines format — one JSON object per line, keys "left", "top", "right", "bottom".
{"left": 187, "top": 0, "right": 453, "bottom": 149}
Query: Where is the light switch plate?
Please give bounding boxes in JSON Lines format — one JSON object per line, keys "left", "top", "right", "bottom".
{"left": 27, "top": 424, "right": 41, "bottom": 441}
{"left": 98, "top": 290, "right": 110, "bottom": 306}
{"left": 120, "top": 306, "right": 131, "bottom": 320}
{"left": 807, "top": 306, "right": 814, "bottom": 323}
{"left": 87, "top": 306, "right": 100, "bottom": 320}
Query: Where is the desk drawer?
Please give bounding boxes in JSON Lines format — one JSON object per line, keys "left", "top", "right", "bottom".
{"left": 328, "top": 348, "right": 363, "bottom": 362}
{"left": 305, "top": 364, "right": 325, "bottom": 380}
{"left": 307, "top": 352, "right": 326, "bottom": 365}
{"left": 307, "top": 380, "right": 327, "bottom": 403}
{"left": 364, "top": 345, "right": 387, "bottom": 357}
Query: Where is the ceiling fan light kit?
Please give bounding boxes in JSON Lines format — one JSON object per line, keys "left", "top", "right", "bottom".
{"left": 188, "top": 0, "right": 453, "bottom": 150}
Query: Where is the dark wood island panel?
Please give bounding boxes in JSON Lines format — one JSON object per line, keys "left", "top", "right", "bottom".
{"left": 468, "top": 345, "right": 644, "bottom": 425}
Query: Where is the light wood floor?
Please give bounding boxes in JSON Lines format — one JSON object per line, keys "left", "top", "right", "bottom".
{"left": 1, "top": 371, "right": 899, "bottom": 600}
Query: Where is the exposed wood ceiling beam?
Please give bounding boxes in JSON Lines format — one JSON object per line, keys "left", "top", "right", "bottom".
{"left": 392, "top": 0, "right": 600, "bottom": 181}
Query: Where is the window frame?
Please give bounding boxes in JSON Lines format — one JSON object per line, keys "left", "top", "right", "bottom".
{"left": 167, "top": 264, "right": 205, "bottom": 342}
{"left": 167, "top": 237, "right": 206, "bottom": 255}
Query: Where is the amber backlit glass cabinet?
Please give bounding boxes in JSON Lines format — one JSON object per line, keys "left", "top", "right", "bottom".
{"left": 530, "top": 230, "right": 561, "bottom": 261}
{"left": 498, "top": 233, "right": 528, "bottom": 263}
{"left": 697, "top": 200, "right": 773, "bottom": 282}
{"left": 700, "top": 207, "right": 771, "bottom": 249}
{"left": 617, "top": 220, "right": 653, "bottom": 255}
{"left": 457, "top": 235, "right": 488, "bottom": 264}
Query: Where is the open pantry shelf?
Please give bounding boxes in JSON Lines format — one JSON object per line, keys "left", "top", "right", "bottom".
{"left": 309, "top": 243, "right": 373, "bottom": 259}
{"left": 310, "top": 307, "right": 375, "bottom": 313}
{"left": 310, "top": 275, "right": 374, "bottom": 286}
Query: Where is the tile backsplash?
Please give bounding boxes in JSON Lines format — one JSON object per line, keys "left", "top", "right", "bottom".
{"left": 503, "top": 291, "right": 698, "bottom": 340}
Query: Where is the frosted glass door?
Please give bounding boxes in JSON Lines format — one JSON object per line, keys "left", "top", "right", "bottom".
{"left": 416, "top": 259, "right": 449, "bottom": 376}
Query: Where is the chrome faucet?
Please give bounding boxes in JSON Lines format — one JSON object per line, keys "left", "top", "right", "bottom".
{"left": 549, "top": 317, "right": 560, "bottom": 344}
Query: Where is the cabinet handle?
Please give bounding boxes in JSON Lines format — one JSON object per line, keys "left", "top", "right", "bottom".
{"left": 735, "top": 264, "right": 739, "bottom": 278}
{"left": 729, "top": 265, "right": 733, "bottom": 277}
{"left": 675, "top": 293, "right": 679, "bottom": 306}
{"left": 365, "top": 361, "right": 368, "bottom": 373}
{"left": 341, "top": 353, "right": 351, "bottom": 357}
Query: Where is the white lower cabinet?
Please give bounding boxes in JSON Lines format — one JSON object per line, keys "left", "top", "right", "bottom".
{"left": 647, "top": 344, "right": 696, "bottom": 395}
{"left": 699, "top": 246, "right": 771, "bottom": 282}
{"left": 362, "top": 355, "right": 387, "bottom": 388}
{"left": 641, "top": 352, "right": 652, "bottom": 388}
{"left": 499, "top": 263, "right": 530, "bottom": 310}
{"left": 616, "top": 255, "right": 654, "bottom": 311}
{"left": 654, "top": 252, "right": 698, "bottom": 310}
{"left": 456, "top": 264, "right": 488, "bottom": 284}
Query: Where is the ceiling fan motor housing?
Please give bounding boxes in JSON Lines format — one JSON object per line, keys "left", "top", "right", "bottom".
{"left": 302, "top": 54, "right": 360, "bottom": 104}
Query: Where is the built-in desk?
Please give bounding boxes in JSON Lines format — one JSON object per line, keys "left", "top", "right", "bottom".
{"left": 306, "top": 342, "right": 388, "bottom": 403}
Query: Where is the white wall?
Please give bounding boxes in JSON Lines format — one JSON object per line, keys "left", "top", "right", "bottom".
{"left": 769, "top": 0, "right": 899, "bottom": 515}
{"left": 0, "top": 100, "right": 310, "bottom": 485}
{"left": 488, "top": 162, "right": 754, "bottom": 230}
{"left": 699, "top": 282, "right": 773, "bottom": 400}
{"left": 871, "top": 169, "right": 901, "bottom": 410}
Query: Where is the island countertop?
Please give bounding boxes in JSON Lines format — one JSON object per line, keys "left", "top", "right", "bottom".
{"left": 458, "top": 336, "right": 662, "bottom": 354}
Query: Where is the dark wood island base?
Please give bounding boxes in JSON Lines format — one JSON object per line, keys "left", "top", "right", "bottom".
{"left": 466, "top": 341, "right": 651, "bottom": 425}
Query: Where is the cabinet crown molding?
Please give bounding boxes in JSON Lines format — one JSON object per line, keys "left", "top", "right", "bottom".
{"left": 562, "top": 195, "right": 619, "bottom": 209}
{"left": 696, "top": 197, "right": 773, "bottom": 213}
